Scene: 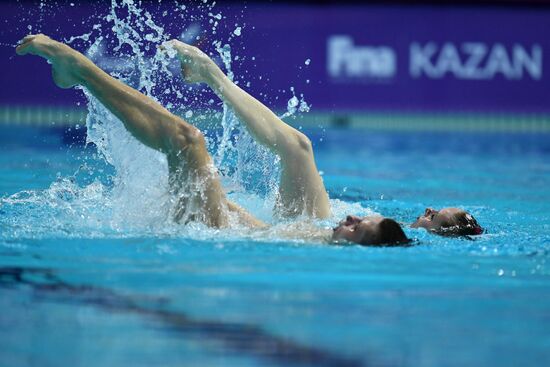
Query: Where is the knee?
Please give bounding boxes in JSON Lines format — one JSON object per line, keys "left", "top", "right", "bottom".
{"left": 164, "top": 117, "right": 206, "bottom": 155}
{"left": 294, "top": 131, "right": 313, "bottom": 153}
{"left": 174, "top": 118, "right": 205, "bottom": 147}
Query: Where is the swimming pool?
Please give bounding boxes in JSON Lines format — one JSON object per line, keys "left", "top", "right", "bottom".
{"left": 1, "top": 125, "right": 549, "bottom": 367}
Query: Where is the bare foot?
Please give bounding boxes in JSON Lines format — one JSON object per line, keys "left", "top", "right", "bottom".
{"left": 161, "top": 39, "right": 221, "bottom": 84}
{"left": 16, "top": 34, "right": 84, "bottom": 89}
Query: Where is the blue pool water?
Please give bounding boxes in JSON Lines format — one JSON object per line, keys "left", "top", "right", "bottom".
{"left": 1, "top": 126, "right": 549, "bottom": 367}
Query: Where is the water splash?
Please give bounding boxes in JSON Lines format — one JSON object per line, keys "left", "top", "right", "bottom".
{"left": 280, "top": 87, "right": 311, "bottom": 119}
{"left": 0, "top": 0, "right": 358, "bottom": 241}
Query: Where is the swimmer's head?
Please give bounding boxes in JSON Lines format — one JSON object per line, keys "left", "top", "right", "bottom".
{"left": 332, "top": 215, "right": 410, "bottom": 246}
{"left": 411, "top": 207, "right": 483, "bottom": 236}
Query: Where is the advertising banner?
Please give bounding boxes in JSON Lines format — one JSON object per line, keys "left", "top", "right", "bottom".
{"left": 1, "top": 2, "right": 549, "bottom": 114}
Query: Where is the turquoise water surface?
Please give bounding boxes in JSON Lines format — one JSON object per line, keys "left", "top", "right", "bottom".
{"left": 1, "top": 126, "right": 549, "bottom": 367}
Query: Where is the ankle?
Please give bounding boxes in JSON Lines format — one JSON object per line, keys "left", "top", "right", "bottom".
{"left": 205, "top": 65, "right": 228, "bottom": 91}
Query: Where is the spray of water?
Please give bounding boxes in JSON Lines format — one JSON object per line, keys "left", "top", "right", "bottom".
{"left": 0, "top": 0, "right": 365, "bottom": 241}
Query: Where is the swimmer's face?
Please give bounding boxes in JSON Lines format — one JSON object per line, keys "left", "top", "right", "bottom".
{"left": 332, "top": 215, "right": 384, "bottom": 244}
{"left": 332, "top": 215, "right": 409, "bottom": 246}
{"left": 412, "top": 207, "right": 483, "bottom": 235}
{"left": 411, "top": 207, "right": 458, "bottom": 231}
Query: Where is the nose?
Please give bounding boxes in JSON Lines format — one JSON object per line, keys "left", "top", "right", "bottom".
{"left": 344, "top": 215, "right": 360, "bottom": 225}
{"left": 425, "top": 208, "right": 435, "bottom": 216}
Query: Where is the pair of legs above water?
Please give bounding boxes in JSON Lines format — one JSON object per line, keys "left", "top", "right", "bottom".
{"left": 16, "top": 34, "right": 329, "bottom": 228}
{"left": 16, "top": 34, "right": 481, "bottom": 246}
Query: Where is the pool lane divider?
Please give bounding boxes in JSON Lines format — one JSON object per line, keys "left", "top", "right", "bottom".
{"left": 1, "top": 105, "right": 550, "bottom": 133}
{"left": 0, "top": 266, "right": 366, "bottom": 367}
{"left": 0, "top": 105, "right": 87, "bottom": 128}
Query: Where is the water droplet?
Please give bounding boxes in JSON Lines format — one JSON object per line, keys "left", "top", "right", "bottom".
{"left": 304, "top": 58, "right": 311, "bottom": 65}
{"left": 288, "top": 96, "right": 299, "bottom": 109}
{"left": 208, "top": 12, "right": 222, "bottom": 20}
{"left": 233, "top": 27, "right": 242, "bottom": 36}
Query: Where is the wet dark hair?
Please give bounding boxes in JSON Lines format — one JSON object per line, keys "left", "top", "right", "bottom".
{"left": 436, "top": 212, "right": 483, "bottom": 237}
{"left": 360, "top": 218, "right": 410, "bottom": 246}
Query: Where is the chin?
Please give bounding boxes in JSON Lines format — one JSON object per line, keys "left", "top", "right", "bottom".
{"left": 331, "top": 229, "right": 352, "bottom": 243}
{"left": 331, "top": 232, "right": 346, "bottom": 242}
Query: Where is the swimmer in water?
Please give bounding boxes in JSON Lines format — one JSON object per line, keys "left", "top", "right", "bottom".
{"left": 412, "top": 207, "right": 483, "bottom": 236}
{"left": 16, "top": 34, "right": 409, "bottom": 246}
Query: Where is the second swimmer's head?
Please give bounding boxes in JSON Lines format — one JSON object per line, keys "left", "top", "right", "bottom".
{"left": 332, "top": 215, "right": 410, "bottom": 246}
{"left": 411, "top": 207, "right": 483, "bottom": 236}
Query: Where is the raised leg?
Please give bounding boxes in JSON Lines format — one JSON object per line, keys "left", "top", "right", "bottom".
{"left": 16, "top": 34, "right": 262, "bottom": 228}
{"left": 166, "top": 40, "right": 331, "bottom": 219}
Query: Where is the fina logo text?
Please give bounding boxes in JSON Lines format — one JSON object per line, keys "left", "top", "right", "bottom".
{"left": 328, "top": 36, "right": 396, "bottom": 79}
{"left": 328, "top": 36, "right": 543, "bottom": 81}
